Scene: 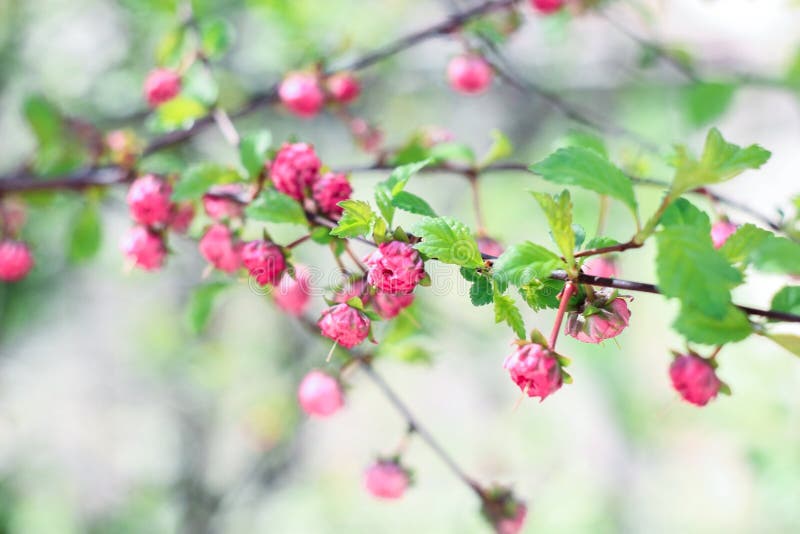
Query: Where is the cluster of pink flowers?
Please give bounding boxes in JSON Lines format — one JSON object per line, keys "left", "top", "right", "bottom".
{"left": 270, "top": 142, "right": 353, "bottom": 219}
{"left": 121, "top": 174, "right": 195, "bottom": 271}
{"left": 0, "top": 199, "right": 34, "bottom": 283}
{"left": 278, "top": 71, "right": 361, "bottom": 118}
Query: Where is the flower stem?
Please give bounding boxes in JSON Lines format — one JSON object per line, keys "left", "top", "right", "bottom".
{"left": 549, "top": 282, "right": 576, "bottom": 350}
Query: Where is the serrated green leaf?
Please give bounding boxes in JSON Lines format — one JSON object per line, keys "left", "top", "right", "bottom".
{"left": 200, "top": 18, "right": 235, "bottom": 59}
{"left": 391, "top": 191, "right": 437, "bottom": 217}
{"left": 670, "top": 128, "right": 771, "bottom": 198}
{"left": 310, "top": 225, "right": 334, "bottom": 244}
{"left": 412, "top": 216, "right": 483, "bottom": 268}
{"left": 480, "top": 129, "right": 513, "bottom": 167}
{"left": 429, "top": 142, "right": 475, "bottom": 164}
{"left": 771, "top": 286, "right": 800, "bottom": 316}
{"left": 683, "top": 82, "right": 737, "bottom": 127}
{"left": 493, "top": 293, "right": 526, "bottom": 339}
{"left": 519, "top": 278, "right": 563, "bottom": 311}
{"left": 531, "top": 190, "right": 575, "bottom": 267}
{"left": 719, "top": 223, "right": 771, "bottom": 264}
{"left": 154, "top": 96, "right": 207, "bottom": 131}
{"left": 764, "top": 333, "right": 800, "bottom": 357}
{"left": 656, "top": 200, "right": 742, "bottom": 318}
{"left": 68, "top": 204, "right": 102, "bottom": 263}
{"left": 374, "top": 159, "right": 431, "bottom": 226}
{"left": 459, "top": 266, "right": 481, "bottom": 282}
{"left": 563, "top": 130, "right": 607, "bottom": 158}
{"left": 469, "top": 276, "right": 494, "bottom": 306}
{"left": 239, "top": 130, "right": 271, "bottom": 179}
{"left": 330, "top": 200, "right": 376, "bottom": 238}
{"left": 530, "top": 146, "right": 638, "bottom": 222}
{"left": 748, "top": 235, "right": 800, "bottom": 275}
{"left": 246, "top": 189, "right": 307, "bottom": 225}
{"left": 492, "top": 241, "right": 564, "bottom": 287}
{"left": 673, "top": 303, "right": 752, "bottom": 344}
{"left": 172, "top": 163, "right": 240, "bottom": 201}
{"left": 582, "top": 236, "right": 621, "bottom": 251}
{"left": 187, "top": 282, "right": 229, "bottom": 335}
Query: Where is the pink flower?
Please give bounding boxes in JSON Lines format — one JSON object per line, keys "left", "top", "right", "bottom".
{"left": 583, "top": 257, "right": 617, "bottom": 278}
{"left": 279, "top": 72, "right": 324, "bottom": 118}
{"left": 530, "top": 0, "right": 565, "bottom": 14}
{"left": 270, "top": 143, "right": 322, "bottom": 201}
{"left": 478, "top": 236, "right": 504, "bottom": 258}
{"left": 326, "top": 72, "right": 361, "bottom": 104}
{"left": 298, "top": 370, "right": 344, "bottom": 417}
{"left": 127, "top": 174, "right": 173, "bottom": 227}
{"left": 447, "top": 55, "right": 493, "bottom": 95}
{"left": 504, "top": 342, "right": 563, "bottom": 401}
{"left": 274, "top": 266, "right": 312, "bottom": 316}
{"left": 350, "top": 118, "right": 384, "bottom": 153}
{"left": 241, "top": 239, "right": 286, "bottom": 286}
{"left": 318, "top": 303, "right": 370, "bottom": 349}
{"left": 198, "top": 224, "right": 241, "bottom": 274}
{"left": 0, "top": 240, "right": 34, "bottom": 282}
{"left": 364, "top": 241, "right": 426, "bottom": 295}
{"left": 497, "top": 504, "right": 527, "bottom": 534}
{"left": 168, "top": 202, "right": 195, "bottom": 234}
{"left": 711, "top": 220, "right": 738, "bottom": 249}
{"left": 202, "top": 184, "right": 246, "bottom": 221}
{"left": 143, "top": 68, "right": 181, "bottom": 106}
{"left": 121, "top": 226, "right": 166, "bottom": 271}
{"left": 372, "top": 291, "right": 414, "bottom": 320}
{"left": 565, "top": 294, "right": 631, "bottom": 344}
{"left": 669, "top": 354, "right": 721, "bottom": 407}
{"left": 364, "top": 461, "right": 409, "bottom": 500}
{"left": 312, "top": 172, "right": 352, "bottom": 218}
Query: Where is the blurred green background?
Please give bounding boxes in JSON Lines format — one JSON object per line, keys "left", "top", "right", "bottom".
{"left": 1, "top": 0, "right": 800, "bottom": 532}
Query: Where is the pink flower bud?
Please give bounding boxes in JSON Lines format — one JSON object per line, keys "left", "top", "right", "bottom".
{"left": 480, "top": 486, "right": 527, "bottom": 534}
{"left": 143, "top": 68, "right": 181, "bottom": 106}
{"left": 503, "top": 342, "right": 563, "bottom": 401}
{"left": 669, "top": 354, "right": 721, "bottom": 407}
{"left": 312, "top": 172, "right": 352, "bottom": 218}
{"left": 349, "top": 118, "right": 384, "bottom": 153}
{"left": 202, "top": 184, "right": 246, "bottom": 221}
{"left": 497, "top": 504, "right": 527, "bottom": 534}
{"left": 318, "top": 303, "right": 370, "bottom": 348}
{"left": 298, "top": 370, "right": 344, "bottom": 417}
{"left": 478, "top": 236, "right": 505, "bottom": 258}
{"left": 582, "top": 257, "right": 617, "bottom": 278}
{"left": 270, "top": 143, "right": 322, "bottom": 201}
{"left": 279, "top": 72, "right": 324, "bottom": 118}
{"left": 530, "top": 0, "right": 565, "bottom": 14}
{"left": 364, "top": 241, "right": 426, "bottom": 295}
{"left": 105, "top": 129, "right": 139, "bottom": 167}
{"left": 241, "top": 239, "right": 286, "bottom": 287}
{"left": 447, "top": 55, "right": 493, "bottom": 95}
{"left": 0, "top": 198, "right": 27, "bottom": 237}
{"left": 121, "top": 226, "right": 166, "bottom": 271}
{"left": 274, "top": 265, "right": 312, "bottom": 317}
{"left": 198, "top": 224, "right": 241, "bottom": 274}
{"left": 364, "top": 461, "right": 409, "bottom": 500}
{"left": 326, "top": 72, "right": 361, "bottom": 104}
{"left": 565, "top": 293, "right": 631, "bottom": 344}
{"left": 127, "top": 174, "right": 173, "bottom": 227}
{"left": 372, "top": 291, "right": 414, "bottom": 320}
{"left": 168, "top": 202, "right": 195, "bottom": 234}
{"left": 711, "top": 220, "right": 738, "bottom": 249}
{"left": 0, "top": 240, "right": 34, "bottom": 282}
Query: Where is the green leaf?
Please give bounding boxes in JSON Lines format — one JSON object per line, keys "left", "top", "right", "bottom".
{"left": 764, "top": 333, "right": 800, "bottom": 357}
{"left": 493, "top": 293, "right": 526, "bottom": 339}
{"left": 682, "top": 82, "right": 737, "bottom": 127}
{"left": 562, "top": 130, "right": 607, "bottom": 158}
{"left": 771, "top": 286, "right": 800, "bottom": 316}
{"left": 391, "top": 191, "right": 437, "bottom": 217}
{"left": 381, "top": 343, "right": 432, "bottom": 365}
{"left": 374, "top": 159, "right": 431, "bottom": 226}
{"left": 412, "top": 216, "right": 483, "bottom": 268}
{"left": 479, "top": 129, "right": 513, "bottom": 167}
{"left": 199, "top": 18, "right": 235, "bottom": 59}
{"left": 239, "top": 130, "right": 272, "bottom": 179}
{"left": 748, "top": 235, "right": 800, "bottom": 275}
{"left": 531, "top": 146, "right": 638, "bottom": 222}
{"left": 182, "top": 66, "right": 218, "bottom": 107}
{"left": 492, "top": 241, "right": 564, "bottom": 287}
{"left": 719, "top": 223, "right": 771, "bottom": 265}
{"left": 786, "top": 46, "right": 800, "bottom": 91}
{"left": 23, "top": 95, "right": 86, "bottom": 175}
{"left": 330, "top": 200, "right": 376, "bottom": 238}
{"left": 68, "top": 204, "right": 102, "bottom": 263}
{"left": 656, "top": 200, "right": 742, "bottom": 318}
{"left": 154, "top": 96, "right": 207, "bottom": 131}
{"left": 670, "top": 128, "right": 771, "bottom": 198}
{"left": 310, "top": 225, "right": 334, "bottom": 245}
{"left": 156, "top": 26, "right": 186, "bottom": 65}
{"left": 582, "top": 236, "right": 621, "bottom": 251}
{"left": 519, "top": 278, "right": 563, "bottom": 311}
{"left": 673, "top": 303, "right": 752, "bottom": 344}
{"left": 429, "top": 143, "right": 475, "bottom": 164}
{"left": 172, "top": 163, "right": 240, "bottom": 201}
{"left": 531, "top": 190, "right": 575, "bottom": 267}
{"left": 186, "top": 282, "right": 229, "bottom": 335}
{"left": 469, "top": 276, "right": 494, "bottom": 306}
{"left": 246, "top": 189, "right": 307, "bottom": 225}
